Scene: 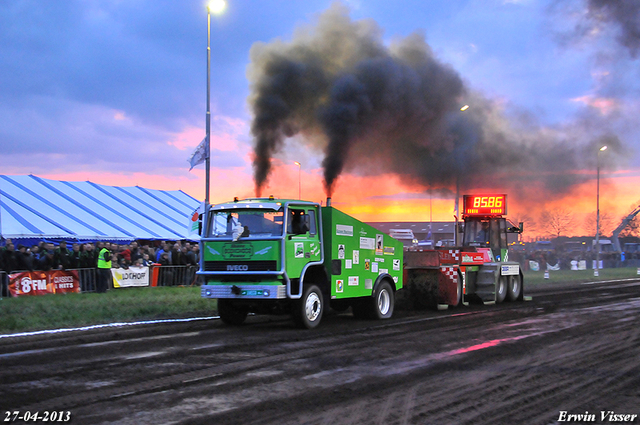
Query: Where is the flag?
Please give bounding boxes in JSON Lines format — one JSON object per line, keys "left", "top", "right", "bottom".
{"left": 188, "top": 201, "right": 206, "bottom": 236}
{"left": 188, "top": 137, "right": 208, "bottom": 171}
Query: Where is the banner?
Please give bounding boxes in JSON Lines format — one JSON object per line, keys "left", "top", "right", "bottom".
{"left": 188, "top": 201, "right": 205, "bottom": 236}
{"left": 112, "top": 266, "right": 150, "bottom": 288}
{"left": 8, "top": 270, "right": 80, "bottom": 297}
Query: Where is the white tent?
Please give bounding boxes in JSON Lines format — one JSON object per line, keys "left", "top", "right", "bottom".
{"left": 0, "top": 175, "right": 201, "bottom": 243}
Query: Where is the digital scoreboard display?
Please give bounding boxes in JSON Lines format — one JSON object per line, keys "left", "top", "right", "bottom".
{"left": 463, "top": 194, "right": 507, "bottom": 216}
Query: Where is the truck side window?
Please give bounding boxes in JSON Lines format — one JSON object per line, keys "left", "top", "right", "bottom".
{"left": 307, "top": 210, "right": 317, "bottom": 235}
{"left": 287, "top": 209, "right": 308, "bottom": 235}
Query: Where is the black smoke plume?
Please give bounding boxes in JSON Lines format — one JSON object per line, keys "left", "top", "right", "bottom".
{"left": 248, "top": 2, "right": 626, "bottom": 199}
{"left": 587, "top": 0, "right": 640, "bottom": 57}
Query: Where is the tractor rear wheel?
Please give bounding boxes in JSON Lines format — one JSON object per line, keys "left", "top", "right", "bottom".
{"left": 496, "top": 276, "right": 508, "bottom": 303}
{"left": 507, "top": 275, "right": 522, "bottom": 301}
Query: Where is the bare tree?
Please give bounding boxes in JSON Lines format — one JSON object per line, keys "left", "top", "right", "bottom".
{"left": 540, "top": 208, "right": 575, "bottom": 238}
{"left": 509, "top": 212, "right": 536, "bottom": 240}
{"left": 584, "top": 211, "right": 616, "bottom": 237}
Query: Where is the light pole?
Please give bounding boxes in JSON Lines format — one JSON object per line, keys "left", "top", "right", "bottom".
{"left": 205, "top": 0, "right": 226, "bottom": 206}
{"left": 595, "top": 145, "right": 607, "bottom": 277}
{"left": 294, "top": 161, "right": 301, "bottom": 199}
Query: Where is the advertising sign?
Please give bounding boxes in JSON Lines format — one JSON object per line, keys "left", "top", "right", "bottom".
{"left": 8, "top": 270, "right": 80, "bottom": 297}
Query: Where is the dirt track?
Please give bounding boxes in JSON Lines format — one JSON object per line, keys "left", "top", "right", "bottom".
{"left": 1, "top": 280, "right": 640, "bottom": 425}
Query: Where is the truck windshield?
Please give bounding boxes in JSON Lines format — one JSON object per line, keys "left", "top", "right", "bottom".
{"left": 207, "top": 209, "right": 284, "bottom": 239}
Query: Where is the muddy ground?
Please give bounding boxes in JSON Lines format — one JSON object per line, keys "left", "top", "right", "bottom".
{"left": 1, "top": 280, "right": 639, "bottom": 425}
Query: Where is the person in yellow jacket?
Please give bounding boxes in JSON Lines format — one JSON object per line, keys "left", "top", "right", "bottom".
{"left": 96, "top": 242, "right": 112, "bottom": 293}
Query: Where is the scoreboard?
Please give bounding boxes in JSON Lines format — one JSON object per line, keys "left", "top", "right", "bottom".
{"left": 463, "top": 194, "right": 507, "bottom": 216}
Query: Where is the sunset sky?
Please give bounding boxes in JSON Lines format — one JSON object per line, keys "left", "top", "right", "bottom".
{"left": 2, "top": 0, "right": 639, "bottom": 237}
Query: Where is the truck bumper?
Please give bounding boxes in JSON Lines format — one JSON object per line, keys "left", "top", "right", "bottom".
{"left": 201, "top": 284, "right": 287, "bottom": 300}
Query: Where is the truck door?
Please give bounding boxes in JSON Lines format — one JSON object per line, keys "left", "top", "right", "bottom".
{"left": 285, "top": 207, "right": 321, "bottom": 284}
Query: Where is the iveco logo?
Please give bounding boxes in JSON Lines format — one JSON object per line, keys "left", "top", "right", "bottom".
{"left": 227, "top": 265, "right": 249, "bottom": 271}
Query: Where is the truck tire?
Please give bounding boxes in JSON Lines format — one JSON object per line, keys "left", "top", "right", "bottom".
{"left": 370, "top": 281, "right": 394, "bottom": 319}
{"left": 507, "top": 275, "right": 522, "bottom": 301}
{"left": 217, "top": 299, "right": 248, "bottom": 325}
{"left": 496, "top": 276, "right": 507, "bottom": 303}
{"left": 294, "top": 284, "right": 323, "bottom": 329}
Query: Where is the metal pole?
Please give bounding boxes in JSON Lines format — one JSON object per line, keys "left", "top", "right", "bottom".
{"left": 298, "top": 165, "right": 301, "bottom": 199}
{"left": 205, "top": 9, "right": 211, "bottom": 206}
{"left": 595, "top": 153, "right": 600, "bottom": 277}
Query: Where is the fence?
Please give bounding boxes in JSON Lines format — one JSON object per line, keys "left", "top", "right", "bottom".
{"left": 1, "top": 271, "right": 6, "bottom": 298}
{"left": 154, "top": 265, "right": 200, "bottom": 287}
{"left": 1, "top": 265, "right": 202, "bottom": 297}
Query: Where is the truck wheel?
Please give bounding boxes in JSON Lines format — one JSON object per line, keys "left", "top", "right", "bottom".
{"left": 217, "top": 299, "right": 248, "bottom": 325}
{"left": 370, "top": 281, "right": 394, "bottom": 319}
{"left": 294, "top": 284, "right": 323, "bottom": 329}
{"left": 496, "top": 276, "right": 507, "bottom": 303}
{"left": 507, "top": 275, "right": 522, "bottom": 301}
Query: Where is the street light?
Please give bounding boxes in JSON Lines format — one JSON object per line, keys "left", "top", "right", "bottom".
{"left": 205, "top": 0, "right": 226, "bottom": 206}
{"left": 294, "top": 161, "right": 301, "bottom": 199}
{"left": 595, "top": 145, "right": 607, "bottom": 277}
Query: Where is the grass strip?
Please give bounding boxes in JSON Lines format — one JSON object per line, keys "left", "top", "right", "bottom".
{"left": 0, "top": 286, "right": 216, "bottom": 334}
{"left": 1, "top": 267, "right": 638, "bottom": 335}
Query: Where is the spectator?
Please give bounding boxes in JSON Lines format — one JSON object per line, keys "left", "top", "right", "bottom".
{"left": 158, "top": 252, "right": 171, "bottom": 266}
{"left": 15, "top": 244, "right": 34, "bottom": 271}
{"left": 54, "top": 241, "right": 72, "bottom": 270}
{"left": 186, "top": 244, "right": 199, "bottom": 266}
{"left": 80, "top": 243, "right": 95, "bottom": 268}
{"left": 172, "top": 242, "right": 187, "bottom": 266}
{"left": 156, "top": 242, "right": 169, "bottom": 262}
{"left": 130, "top": 241, "right": 143, "bottom": 264}
{"left": 96, "top": 242, "right": 112, "bottom": 293}
{"left": 141, "top": 253, "right": 154, "bottom": 267}
{"left": 69, "top": 243, "right": 82, "bottom": 269}
{"left": 30, "top": 245, "right": 40, "bottom": 264}
{"left": 39, "top": 244, "right": 55, "bottom": 271}
{"left": 2, "top": 243, "right": 18, "bottom": 274}
{"left": 119, "top": 244, "right": 132, "bottom": 264}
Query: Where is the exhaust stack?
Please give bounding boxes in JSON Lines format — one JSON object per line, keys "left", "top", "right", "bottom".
{"left": 326, "top": 197, "right": 332, "bottom": 207}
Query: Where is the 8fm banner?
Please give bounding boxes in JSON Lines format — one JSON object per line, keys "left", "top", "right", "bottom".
{"left": 112, "top": 266, "right": 150, "bottom": 288}
{"left": 8, "top": 270, "right": 80, "bottom": 297}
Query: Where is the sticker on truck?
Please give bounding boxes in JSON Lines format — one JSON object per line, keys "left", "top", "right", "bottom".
{"left": 501, "top": 264, "right": 520, "bottom": 276}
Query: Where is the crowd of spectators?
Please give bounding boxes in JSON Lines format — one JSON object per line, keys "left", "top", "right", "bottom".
{"left": 0, "top": 239, "right": 200, "bottom": 274}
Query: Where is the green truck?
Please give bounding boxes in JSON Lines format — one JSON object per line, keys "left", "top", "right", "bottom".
{"left": 199, "top": 197, "right": 404, "bottom": 328}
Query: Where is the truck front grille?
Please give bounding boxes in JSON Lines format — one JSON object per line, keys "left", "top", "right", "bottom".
{"left": 203, "top": 261, "right": 278, "bottom": 272}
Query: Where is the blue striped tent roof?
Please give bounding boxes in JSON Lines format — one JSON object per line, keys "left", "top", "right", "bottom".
{"left": 0, "top": 175, "right": 201, "bottom": 242}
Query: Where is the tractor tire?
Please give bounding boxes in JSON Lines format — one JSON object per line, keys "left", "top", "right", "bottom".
{"left": 370, "top": 281, "right": 394, "bottom": 320}
{"left": 450, "top": 272, "right": 463, "bottom": 308}
{"left": 507, "top": 274, "right": 523, "bottom": 302}
{"left": 217, "top": 299, "right": 248, "bottom": 325}
{"left": 293, "top": 284, "right": 324, "bottom": 329}
{"left": 496, "top": 276, "right": 508, "bottom": 303}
